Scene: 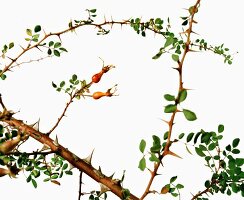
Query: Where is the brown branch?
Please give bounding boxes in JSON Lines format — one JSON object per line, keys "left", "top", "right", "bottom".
{"left": 0, "top": 17, "right": 167, "bottom": 77}
{"left": 139, "top": 0, "right": 202, "bottom": 199}
{"left": 191, "top": 179, "right": 218, "bottom": 200}
{"left": 78, "top": 171, "right": 83, "bottom": 200}
{"left": 3, "top": 117, "right": 139, "bottom": 200}
{"left": 0, "top": 94, "right": 6, "bottom": 109}
{"left": 46, "top": 94, "right": 74, "bottom": 136}
{"left": 11, "top": 55, "right": 52, "bottom": 69}
{"left": 6, "top": 150, "right": 56, "bottom": 156}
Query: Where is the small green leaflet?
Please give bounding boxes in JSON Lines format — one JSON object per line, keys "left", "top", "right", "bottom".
{"left": 149, "top": 153, "right": 160, "bottom": 163}
{"left": 195, "top": 147, "right": 206, "bottom": 157}
{"left": 178, "top": 89, "right": 187, "bottom": 103}
{"left": 34, "top": 25, "right": 41, "bottom": 33}
{"left": 183, "top": 109, "right": 197, "bottom": 121}
{"left": 218, "top": 124, "right": 224, "bottom": 133}
{"left": 26, "top": 28, "right": 32, "bottom": 36}
{"left": 164, "top": 94, "right": 175, "bottom": 101}
{"left": 138, "top": 157, "right": 146, "bottom": 171}
{"left": 164, "top": 36, "right": 174, "bottom": 48}
{"left": 164, "top": 104, "right": 177, "bottom": 113}
{"left": 172, "top": 54, "right": 179, "bottom": 62}
{"left": 139, "top": 139, "right": 146, "bottom": 153}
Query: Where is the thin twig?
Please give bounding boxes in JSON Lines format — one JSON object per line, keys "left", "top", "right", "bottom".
{"left": 11, "top": 55, "right": 52, "bottom": 69}
{"left": 46, "top": 94, "right": 74, "bottom": 136}
{"left": 0, "top": 94, "right": 6, "bottom": 109}
{"left": 0, "top": 18, "right": 166, "bottom": 77}
{"left": 78, "top": 171, "right": 83, "bottom": 200}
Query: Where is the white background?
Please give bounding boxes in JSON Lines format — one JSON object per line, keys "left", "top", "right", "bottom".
{"left": 0, "top": 0, "right": 243, "bottom": 200}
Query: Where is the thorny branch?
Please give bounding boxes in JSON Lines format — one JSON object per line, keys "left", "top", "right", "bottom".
{"left": 1, "top": 117, "right": 140, "bottom": 200}
{"left": 0, "top": 18, "right": 165, "bottom": 77}
{"left": 46, "top": 94, "right": 74, "bottom": 136}
{"left": 139, "top": 0, "right": 201, "bottom": 199}
{"left": 78, "top": 171, "right": 83, "bottom": 200}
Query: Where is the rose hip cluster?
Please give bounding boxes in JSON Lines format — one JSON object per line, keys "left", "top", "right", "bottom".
{"left": 90, "top": 65, "right": 117, "bottom": 100}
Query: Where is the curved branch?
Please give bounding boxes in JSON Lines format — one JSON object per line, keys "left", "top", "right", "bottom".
{"left": 3, "top": 117, "right": 139, "bottom": 200}
{"left": 139, "top": 0, "right": 202, "bottom": 199}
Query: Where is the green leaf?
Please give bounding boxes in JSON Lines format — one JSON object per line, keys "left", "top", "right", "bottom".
{"left": 164, "top": 94, "right": 175, "bottom": 101}
{"left": 232, "top": 138, "right": 240, "bottom": 148}
{"left": 138, "top": 157, "right": 146, "bottom": 171}
{"left": 218, "top": 124, "right": 224, "bottom": 133}
{"left": 171, "top": 193, "right": 178, "bottom": 197}
{"left": 195, "top": 147, "right": 206, "bottom": 157}
{"left": 150, "top": 145, "right": 161, "bottom": 153}
{"left": 152, "top": 135, "right": 161, "bottom": 146}
{"left": 54, "top": 42, "right": 62, "bottom": 48}
{"left": 232, "top": 149, "right": 240, "bottom": 154}
{"left": 72, "top": 74, "right": 77, "bottom": 81}
{"left": 34, "top": 25, "right": 41, "bottom": 32}
{"left": 51, "top": 174, "right": 59, "bottom": 179}
{"left": 90, "top": 9, "right": 97, "bottom": 13}
{"left": 0, "top": 74, "right": 7, "bottom": 80}
{"left": 164, "top": 104, "right": 177, "bottom": 113}
{"left": 172, "top": 54, "right": 179, "bottom": 62}
{"left": 32, "top": 179, "right": 37, "bottom": 188}
{"left": 231, "top": 183, "right": 239, "bottom": 193}
{"left": 54, "top": 50, "right": 60, "bottom": 57}
{"left": 179, "top": 89, "right": 187, "bottom": 103}
{"left": 60, "top": 81, "right": 65, "bottom": 87}
{"left": 164, "top": 36, "right": 174, "bottom": 48}
{"left": 227, "top": 188, "right": 231, "bottom": 196}
{"left": 59, "top": 47, "right": 68, "bottom": 52}
{"left": 201, "top": 132, "right": 212, "bottom": 144}
{"left": 0, "top": 125, "right": 4, "bottom": 135}
{"left": 32, "top": 170, "right": 40, "bottom": 178}
{"left": 149, "top": 153, "right": 160, "bottom": 163}
{"left": 152, "top": 50, "right": 163, "bottom": 59}
{"left": 186, "top": 132, "right": 194, "bottom": 142}
{"left": 9, "top": 42, "right": 14, "bottom": 49}
{"left": 199, "top": 144, "right": 207, "bottom": 151}
{"left": 52, "top": 82, "right": 57, "bottom": 88}
{"left": 49, "top": 41, "right": 54, "bottom": 47}
{"left": 122, "top": 189, "right": 130, "bottom": 200}
{"left": 65, "top": 170, "right": 73, "bottom": 175}
{"left": 155, "top": 18, "right": 163, "bottom": 24}
{"left": 139, "top": 139, "right": 146, "bottom": 153}
{"left": 62, "top": 163, "right": 68, "bottom": 170}
{"left": 205, "top": 180, "right": 210, "bottom": 187}
{"left": 170, "top": 176, "right": 177, "bottom": 183}
{"left": 11, "top": 130, "right": 18, "bottom": 137}
{"left": 176, "top": 184, "right": 184, "bottom": 189}
{"left": 183, "top": 109, "right": 197, "bottom": 121}
{"left": 213, "top": 155, "right": 220, "bottom": 160}
{"left": 26, "top": 28, "right": 32, "bottom": 36}
{"left": 178, "top": 133, "right": 185, "bottom": 139}
{"left": 208, "top": 142, "right": 216, "bottom": 151}
{"left": 163, "top": 131, "right": 168, "bottom": 140}
{"left": 236, "top": 158, "right": 244, "bottom": 166}
{"left": 182, "top": 20, "right": 188, "bottom": 26}
{"left": 26, "top": 175, "right": 32, "bottom": 183}
{"left": 47, "top": 48, "right": 52, "bottom": 55}
{"left": 194, "top": 131, "right": 202, "bottom": 144}
{"left": 225, "top": 144, "right": 231, "bottom": 151}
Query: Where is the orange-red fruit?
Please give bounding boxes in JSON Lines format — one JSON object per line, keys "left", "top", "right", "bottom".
{"left": 92, "top": 92, "right": 106, "bottom": 100}
{"left": 92, "top": 71, "right": 104, "bottom": 83}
